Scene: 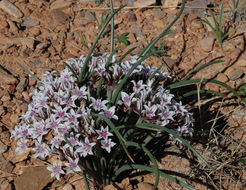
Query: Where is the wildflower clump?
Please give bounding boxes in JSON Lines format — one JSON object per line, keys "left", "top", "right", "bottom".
{"left": 11, "top": 54, "right": 193, "bottom": 182}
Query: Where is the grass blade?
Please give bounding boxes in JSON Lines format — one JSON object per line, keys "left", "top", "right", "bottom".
{"left": 115, "top": 164, "right": 195, "bottom": 190}
{"left": 168, "top": 78, "right": 238, "bottom": 97}
{"left": 63, "top": 62, "right": 79, "bottom": 82}
{"left": 183, "top": 59, "right": 224, "bottom": 81}
{"left": 127, "top": 141, "right": 160, "bottom": 189}
{"left": 136, "top": 122, "right": 215, "bottom": 171}
{"left": 79, "top": 6, "right": 125, "bottom": 83}
{"left": 138, "top": 0, "right": 185, "bottom": 58}
{"left": 16, "top": 62, "right": 41, "bottom": 82}
{"left": 117, "top": 47, "right": 136, "bottom": 63}
{"left": 91, "top": 112, "right": 134, "bottom": 162}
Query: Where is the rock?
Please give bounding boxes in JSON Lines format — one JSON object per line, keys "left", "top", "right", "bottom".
{"left": 164, "top": 0, "right": 179, "bottom": 9}
{"left": 36, "top": 42, "right": 49, "bottom": 51}
{"left": 51, "top": 9, "right": 70, "bottom": 25}
{"left": 137, "top": 182, "right": 154, "bottom": 190}
{"left": 134, "top": 0, "right": 155, "bottom": 9}
{"left": 127, "top": 12, "right": 137, "bottom": 22}
{"left": 200, "top": 37, "right": 215, "bottom": 52}
{"left": 229, "top": 69, "right": 244, "bottom": 81}
{"left": 14, "top": 166, "right": 54, "bottom": 190}
{"left": 3, "top": 145, "right": 31, "bottom": 163}
{"left": 28, "top": 76, "right": 36, "bottom": 86}
{"left": 11, "top": 37, "right": 35, "bottom": 50}
{"left": 126, "top": 0, "right": 136, "bottom": 6}
{"left": 0, "top": 179, "right": 11, "bottom": 190}
{"left": 152, "top": 20, "right": 166, "bottom": 28}
{"left": 16, "top": 77, "right": 28, "bottom": 93}
{"left": 50, "top": 0, "right": 73, "bottom": 10}
{"left": 29, "top": 27, "right": 41, "bottom": 36}
{"left": 222, "top": 41, "right": 235, "bottom": 52}
{"left": 0, "top": 141, "right": 7, "bottom": 154}
{"left": 0, "top": 155, "right": 14, "bottom": 174}
{"left": 235, "top": 59, "right": 246, "bottom": 67}
{"left": 7, "top": 19, "right": 19, "bottom": 33}
{"left": 104, "top": 185, "right": 117, "bottom": 190}
{"left": 184, "top": 0, "right": 207, "bottom": 17}
{"left": 10, "top": 114, "right": 19, "bottom": 126}
{"left": 0, "top": 0, "right": 23, "bottom": 18}
{"left": 62, "top": 184, "right": 74, "bottom": 190}
{"left": 191, "top": 20, "right": 203, "bottom": 29}
{"left": 1, "top": 94, "right": 11, "bottom": 102}
{"left": 21, "top": 17, "right": 40, "bottom": 27}
{"left": 0, "top": 106, "right": 6, "bottom": 116}
{"left": 216, "top": 73, "right": 228, "bottom": 83}
{"left": 22, "top": 92, "right": 30, "bottom": 102}
{"left": 0, "top": 68, "right": 18, "bottom": 86}
{"left": 28, "top": 59, "right": 42, "bottom": 67}
{"left": 153, "top": 8, "right": 166, "bottom": 18}
{"left": 0, "top": 19, "right": 9, "bottom": 29}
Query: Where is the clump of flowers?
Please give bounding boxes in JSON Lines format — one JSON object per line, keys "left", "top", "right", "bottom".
{"left": 11, "top": 54, "right": 193, "bottom": 185}
{"left": 10, "top": 1, "right": 201, "bottom": 189}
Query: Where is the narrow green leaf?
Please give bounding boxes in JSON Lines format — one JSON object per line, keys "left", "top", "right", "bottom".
{"left": 79, "top": 6, "right": 125, "bottom": 83}
{"left": 115, "top": 164, "right": 195, "bottom": 190}
{"left": 117, "top": 47, "right": 136, "bottom": 63}
{"left": 16, "top": 62, "right": 41, "bottom": 82}
{"left": 177, "top": 89, "right": 224, "bottom": 100}
{"left": 91, "top": 113, "right": 134, "bottom": 162}
{"left": 136, "top": 122, "right": 215, "bottom": 171}
{"left": 219, "top": 4, "right": 224, "bottom": 34}
{"left": 168, "top": 78, "right": 238, "bottom": 97}
{"left": 63, "top": 62, "right": 79, "bottom": 82}
{"left": 222, "top": 28, "right": 237, "bottom": 41}
{"left": 126, "top": 141, "right": 160, "bottom": 189}
{"left": 110, "top": 0, "right": 114, "bottom": 54}
{"left": 138, "top": 0, "right": 186, "bottom": 58}
{"left": 183, "top": 60, "right": 224, "bottom": 81}
{"left": 111, "top": 54, "right": 150, "bottom": 104}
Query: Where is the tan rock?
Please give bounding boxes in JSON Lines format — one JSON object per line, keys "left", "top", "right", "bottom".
{"left": 50, "top": 0, "right": 73, "bottom": 10}
{"left": 152, "top": 20, "right": 166, "bottom": 28}
{"left": 216, "top": 73, "right": 228, "bottom": 83}
{"left": 235, "top": 59, "right": 246, "bottom": 67}
{"left": 62, "top": 184, "right": 74, "bottom": 190}
{"left": 11, "top": 37, "right": 35, "bottom": 50}
{"left": 0, "top": 179, "right": 12, "bottom": 190}
{"left": 14, "top": 166, "right": 53, "bottom": 190}
{"left": 137, "top": 182, "right": 154, "bottom": 190}
{"left": 0, "top": 0, "right": 23, "bottom": 18}
{"left": 3, "top": 146, "right": 31, "bottom": 163}
{"left": 200, "top": 37, "right": 215, "bottom": 52}
{"left": 104, "top": 185, "right": 117, "bottom": 190}
{"left": 10, "top": 114, "right": 19, "bottom": 125}
{"left": 1, "top": 94, "right": 11, "bottom": 102}
{"left": 134, "top": 0, "right": 156, "bottom": 8}
{"left": 164, "top": 0, "right": 179, "bottom": 9}
{"left": 0, "top": 68, "right": 18, "bottom": 86}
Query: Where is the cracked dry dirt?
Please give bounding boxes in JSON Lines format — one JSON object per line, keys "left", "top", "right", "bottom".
{"left": 0, "top": 0, "right": 246, "bottom": 189}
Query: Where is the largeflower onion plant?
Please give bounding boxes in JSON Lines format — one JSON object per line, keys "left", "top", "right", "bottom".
{"left": 11, "top": 0, "right": 215, "bottom": 189}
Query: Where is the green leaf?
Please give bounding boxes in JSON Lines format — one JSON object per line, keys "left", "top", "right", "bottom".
{"left": 168, "top": 78, "right": 238, "bottom": 97}
{"left": 91, "top": 113, "right": 134, "bottom": 162}
{"left": 79, "top": 6, "right": 125, "bottom": 84}
{"left": 177, "top": 89, "right": 224, "bottom": 100}
{"left": 136, "top": 122, "right": 215, "bottom": 171}
{"left": 115, "top": 164, "right": 195, "bottom": 190}
{"left": 126, "top": 142, "right": 160, "bottom": 189}
{"left": 138, "top": 0, "right": 186, "bottom": 58}
{"left": 117, "top": 47, "right": 136, "bottom": 63}
{"left": 183, "top": 59, "right": 224, "bottom": 81}
{"left": 63, "top": 62, "right": 79, "bottom": 82}
{"left": 16, "top": 62, "right": 41, "bottom": 82}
